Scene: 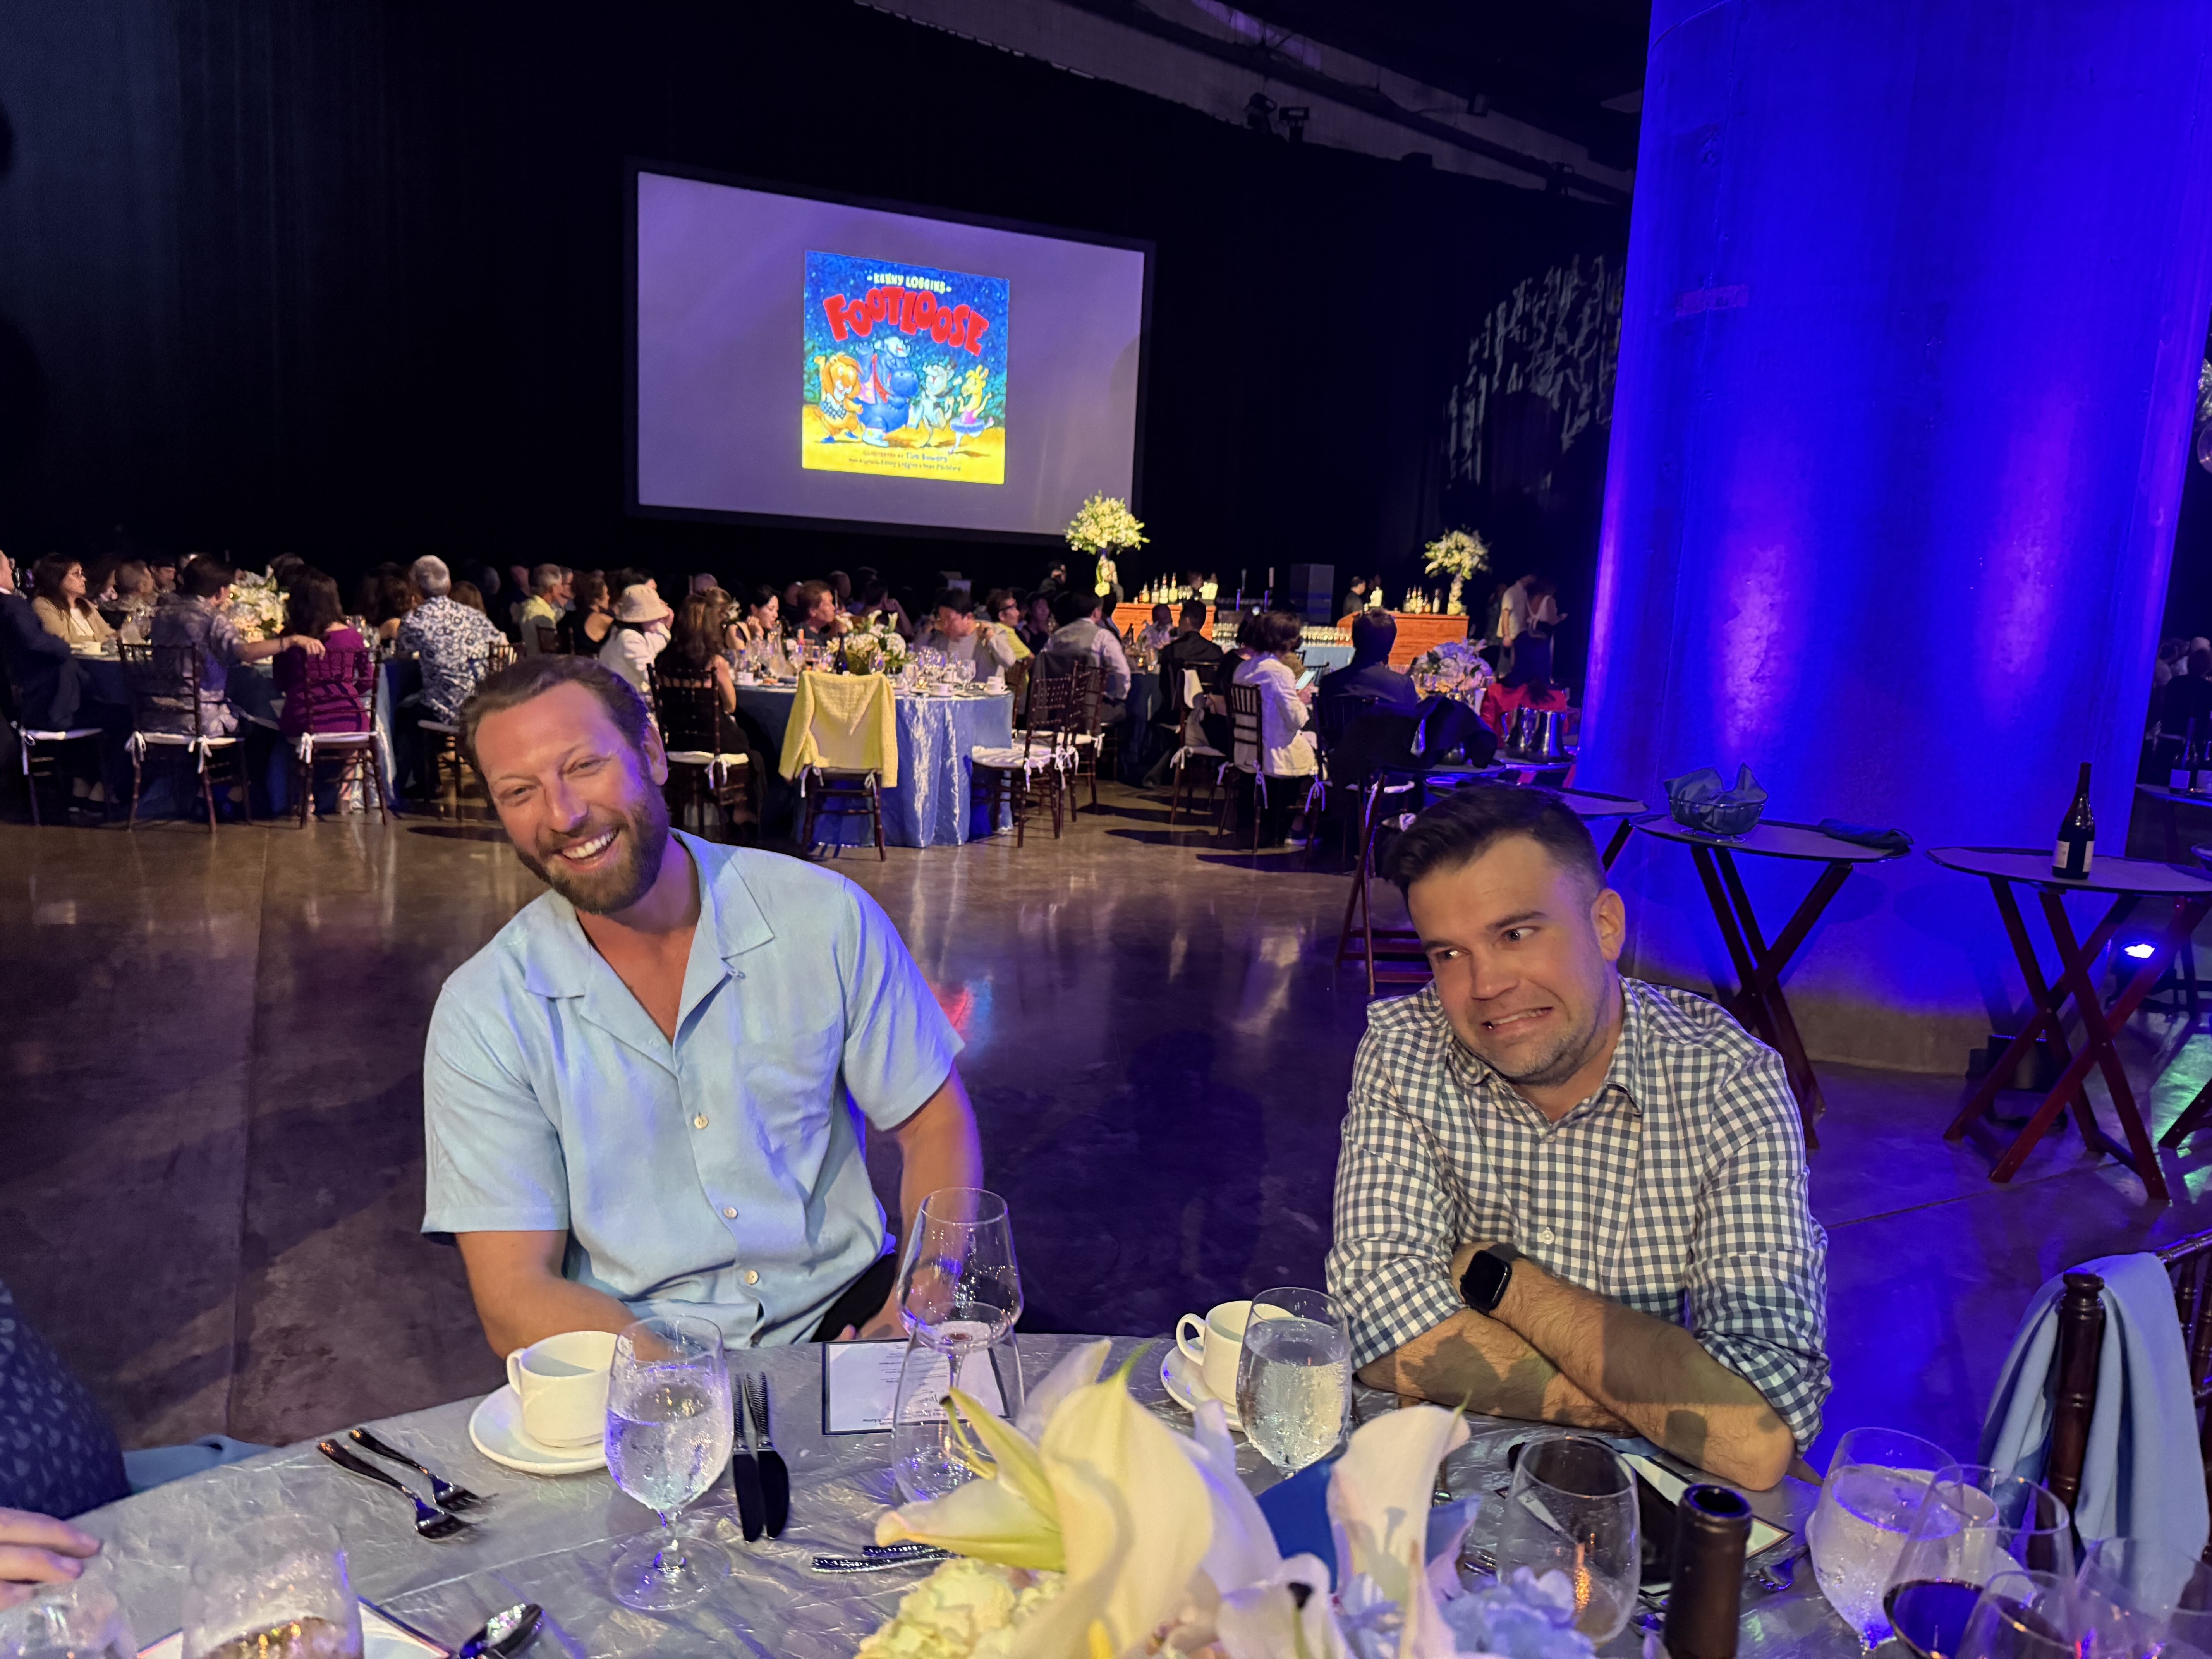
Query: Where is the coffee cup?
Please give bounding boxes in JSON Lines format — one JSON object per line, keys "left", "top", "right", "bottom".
{"left": 1175, "top": 1298, "right": 1254, "bottom": 1408}
{"left": 504, "top": 1329, "right": 618, "bottom": 1448}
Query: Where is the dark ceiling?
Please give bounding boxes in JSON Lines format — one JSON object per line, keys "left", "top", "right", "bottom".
{"left": 1232, "top": 0, "right": 1650, "bottom": 168}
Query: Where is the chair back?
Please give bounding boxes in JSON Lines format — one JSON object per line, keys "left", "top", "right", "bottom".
{"left": 652, "top": 661, "right": 738, "bottom": 756}
{"left": 1019, "top": 668, "right": 1078, "bottom": 761}
{"left": 486, "top": 639, "right": 519, "bottom": 674}
{"left": 120, "top": 641, "right": 220, "bottom": 738}
{"left": 291, "top": 645, "right": 375, "bottom": 735}
{"left": 534, "top": 623, "right": 561, "bottom": 655}
{"left": 1033, "top": 652, "right": 1104, "bottom": 733}
{"left": 1228, "top": 679, "right": 1264, "bottom": 770}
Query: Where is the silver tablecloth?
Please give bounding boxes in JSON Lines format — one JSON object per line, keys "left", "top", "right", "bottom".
{"left": 76, "top": 1334, "right": 1853, "bottom": 1659}
{"left": 736, "top": 685, "right": 1015, "bottom": 848}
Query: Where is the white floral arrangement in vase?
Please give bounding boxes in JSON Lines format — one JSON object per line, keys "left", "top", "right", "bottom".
{"left": 841, "top": 621, "right": 910, "bottom": 676}
{"left": 855, "top": 1341, "right": 1606, "bottom": 1659}
{"left": 224, "top": 568, "right": 289, "bottom": 642}
{"left": 1066, "top": 494, "right": 1147, "bottom": 597}
{"left": 1422, "top": 530, "right": 1489, "bottom": 617}
{"left": 1409, "top": 639, "right": 1493, "bottom": 688}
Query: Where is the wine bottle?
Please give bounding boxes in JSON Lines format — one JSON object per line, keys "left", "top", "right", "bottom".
{"left": 1663, "top": 1483, "right": 1751, "bottom": 1659}
{"left": 2052, "top": 761, "right": 2094, "bottom": 880}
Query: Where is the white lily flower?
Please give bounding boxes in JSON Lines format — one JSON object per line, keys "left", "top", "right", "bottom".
{"left": 1327, "top": 1405, "right": 1468, "bottom": 1659}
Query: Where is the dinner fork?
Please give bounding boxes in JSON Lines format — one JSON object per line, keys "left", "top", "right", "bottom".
{"left": 316, "top": 1439, "right": 474, "bottom": 1539}
{"left": 347, "top": 1426, "right": 489, "bottom": 1512}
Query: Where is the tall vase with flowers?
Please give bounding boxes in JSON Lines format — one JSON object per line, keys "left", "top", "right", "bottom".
{"left": 1066, "top": 495, "right": 1149, "bottom": 601}
{"left": 1422, "top": 530, "right": 1489, "bottom": 618}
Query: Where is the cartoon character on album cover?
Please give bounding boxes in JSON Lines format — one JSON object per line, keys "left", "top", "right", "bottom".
{"left": 802, "top": 250, "right": 1008, "bottom": 485}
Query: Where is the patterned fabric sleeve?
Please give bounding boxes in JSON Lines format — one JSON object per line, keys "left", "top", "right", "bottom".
{"left": 1325, "top": 1020, "right": 1469, "bottom": 1372}
{"left": 1686, "top": 1042, "right": 1832, "bottom": 1449}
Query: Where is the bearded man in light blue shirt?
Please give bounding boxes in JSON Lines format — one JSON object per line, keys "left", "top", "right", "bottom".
{"left": 422, "top": 656, "right": 982, "bottom": 1354}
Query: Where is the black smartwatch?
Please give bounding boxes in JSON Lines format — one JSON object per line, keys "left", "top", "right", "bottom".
{"left": 1459, "top": 1243, "right": 1524, "bottom": 1314}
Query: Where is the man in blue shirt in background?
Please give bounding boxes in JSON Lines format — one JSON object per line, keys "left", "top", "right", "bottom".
{"left": 422, "top": 656, "right": 982, "bottom": 1353}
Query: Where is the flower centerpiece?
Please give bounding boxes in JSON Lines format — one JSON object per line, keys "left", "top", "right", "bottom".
{"left": 855, "top": 1342, "right": 1606, "bottom": 1659}
{"left": 1066, "top": 495, "right": 1148, "bottom": 599}
{"left": 841, "top": 620, "right": 910, "bottom": 676}
{"left": 1409, "top": 638, "right": 1493, "bottom": 692}
{"left": 224, "top": 568, "right": 289, "bottom": 642}
{"left": 1422, "top": 530, "right": 1489, "bottom": 617}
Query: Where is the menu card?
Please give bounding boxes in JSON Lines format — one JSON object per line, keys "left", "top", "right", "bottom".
{"left": 822, "top": 1339, "right": 1009, "bottom": 1434}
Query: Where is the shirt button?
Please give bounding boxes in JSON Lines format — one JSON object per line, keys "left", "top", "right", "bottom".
{"left": 723, "top": 1206, "right": 737, "bottom": 1219}
{"left": 1539, "top": 1226, "right": 1556, "bottom": 1244}
{"left": 744, "top": 1269, "right": 760, "bottom": 1286}
{"left": 694, "top": 1114, "right": 709, "bottom": 1129}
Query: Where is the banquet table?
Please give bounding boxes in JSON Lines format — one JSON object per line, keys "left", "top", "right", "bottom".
{"left": 735, "top": 682, "right": 1014, "bottom": 848}
{"left": 75, "top": 1333, "right": 1846, "bottom": 1659}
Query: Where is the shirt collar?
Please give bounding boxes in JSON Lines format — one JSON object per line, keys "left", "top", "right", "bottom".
{"left": 518, "top": 830, "right": 775, "bottom": 1000}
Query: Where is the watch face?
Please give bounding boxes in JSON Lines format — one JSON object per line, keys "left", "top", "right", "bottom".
{"left": 1463, "top": 1251, "right": 1510, "bottom": 1312}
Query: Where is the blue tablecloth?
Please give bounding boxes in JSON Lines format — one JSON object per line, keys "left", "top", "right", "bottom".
{"left": 735, "top": 683, "right": 1014, "bottom": 847}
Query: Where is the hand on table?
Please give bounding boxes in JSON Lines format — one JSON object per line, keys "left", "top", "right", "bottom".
{"left": 0, "top": 1508, "right": 100, "bottom": 1610}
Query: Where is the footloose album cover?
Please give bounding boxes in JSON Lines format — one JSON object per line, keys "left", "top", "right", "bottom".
{"left": 802, "top": 250, "right": 1009, "bottom": 485}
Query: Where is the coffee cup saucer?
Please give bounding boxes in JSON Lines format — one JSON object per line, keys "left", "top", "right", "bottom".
{"left": 468, "top": 1384, "right": 606, "bottom": 1475}
{"left": 1160, "top": 1344, "right": 1242, "bottom": 1430}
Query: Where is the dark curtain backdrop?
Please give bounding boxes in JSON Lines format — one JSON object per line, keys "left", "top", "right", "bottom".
{"left": 0, "top": 0, "right": 1625, "bottom": 610}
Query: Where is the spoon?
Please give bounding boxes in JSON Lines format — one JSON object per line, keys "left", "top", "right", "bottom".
{"left": 456, "top": 1602, "right": 542, "bottom": 1658}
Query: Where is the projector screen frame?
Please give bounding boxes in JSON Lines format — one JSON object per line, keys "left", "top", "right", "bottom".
{"left": 623, "top": 158, "right": 1156, "bottom": 546}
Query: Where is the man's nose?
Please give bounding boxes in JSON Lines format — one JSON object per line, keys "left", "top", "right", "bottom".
{"left": 1465, "top": 950, "right": 1517, "bottom": 1003}
{"left": 541, "top": 774, "right": 591, "bottom": 830}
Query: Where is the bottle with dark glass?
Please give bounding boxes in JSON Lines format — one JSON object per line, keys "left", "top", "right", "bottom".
{"left": 1663, "top": 1483, "right": 1750, "bottom": 1659}
{"left": 2052, "top": 761, "right": 2094, "bottom": 880}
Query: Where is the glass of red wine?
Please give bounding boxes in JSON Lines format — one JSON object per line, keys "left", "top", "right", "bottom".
{"left": 1882, "top": 1466, "right": 2072, "bottom": 1659}
{"left": 1951, "top": 1570, "right": 2084, "bottom": 1659}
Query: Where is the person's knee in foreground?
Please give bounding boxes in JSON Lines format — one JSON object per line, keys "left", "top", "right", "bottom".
{"left": 424, "top": 656, "right": 983, "bottom": 1355}
{"left": 1324, "top": 785, "right": 1828, "bottom": 1490}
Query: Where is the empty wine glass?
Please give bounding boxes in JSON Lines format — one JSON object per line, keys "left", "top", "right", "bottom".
{"left": 1807, "top": 1427, "right": 1954, "bottom": 1647}
{"left": 1884, "top": 1467, "right": 2072, "bottom": 1659}
{"left": 1233, "top": 1286, "right": 1351, "bottom": 1476}
{"left": 898, "top": 1188, "right": 1022, "bottom": 1352}
{"left": 604, "top": 1315, "right": 734, "bottom": 1611}
{"left": 2076, "top": 1538, "right": 2212, "bottom": 1659}
{"left": 1492, "top": 1432, "right": 1640, "bottom": 1642}
{"left": 0, "top": 1577, "right": 137, "bottom": 1659}
{"left": 183, "top": 1517, "right": 361, "bottom": 1659}
{"left": 891, "top": 1331, "right": 1028, "bottom": 1502}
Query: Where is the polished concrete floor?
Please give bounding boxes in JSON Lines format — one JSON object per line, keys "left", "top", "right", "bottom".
{"left": 5, "top": 784, "right": 2211, "bottom": 1476}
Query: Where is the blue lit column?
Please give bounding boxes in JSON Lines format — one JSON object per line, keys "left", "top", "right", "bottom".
{"left": 1580, "top": 0, "right": 2212, "bottom": 1067}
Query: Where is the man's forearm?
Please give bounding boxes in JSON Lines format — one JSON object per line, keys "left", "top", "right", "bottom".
{"left": 1358, "top": 1308, "right": 1630, "bottom": 1431}
{"left": 1492, "top": 1259, "right": 1795, "bottom": 1489}
{"left": 894, "top": 1068, "right": 985, "bottom": 1241}
{"left": 457, "top": 1237, "right": 635, "bottom": 1358}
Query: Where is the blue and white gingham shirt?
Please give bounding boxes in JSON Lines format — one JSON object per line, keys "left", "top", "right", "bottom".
{"left": 1326, "top": 977, "right": 1831, "bottom": 1449}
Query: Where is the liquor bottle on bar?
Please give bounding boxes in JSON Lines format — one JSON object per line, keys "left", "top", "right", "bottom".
{"left": 1663, "top": 1483, "right": 1751, "bottom": 1659}
{"left": 2052, "top": 761, "right": 2094, "bottom": 880}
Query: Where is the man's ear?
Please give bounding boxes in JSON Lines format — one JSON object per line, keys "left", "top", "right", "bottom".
{"left": 641, "top": 722, "right": 670, "bottom": 788}
{"left": 1592, "top": 883, "right": 1626, "bottom": 965}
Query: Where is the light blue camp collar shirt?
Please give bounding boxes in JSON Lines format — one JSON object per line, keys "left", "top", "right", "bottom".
{"left": 422, "top": 831, "right": 960, "bottom": 1346}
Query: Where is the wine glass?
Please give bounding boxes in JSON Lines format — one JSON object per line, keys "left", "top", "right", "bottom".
{"left": 182, "top": 1517, "right": 361, "bottom": 1659}
{"left": 1233, "top": 1286, "right": 1351, "bottom": 1476}
{"left": 1883, "top": 1467, "right": 2072, "bottom": 1659}
{"left": 1953, "top": 1570, "right": 2085, "bottom": 1659}
{"left": 1806, "top": 1427, "right": 1954, "bottom": 1647}
{"left": 897, "top": 1188, "right": 1022, "bottom": 1352}
{"left": 604, "top": 1315, "right": 735, "bottom": 1611}
{"left": 0, "top": 1577, "right": 137, "bottom": 1659}
{"left": 1491, "top": 1432, "right": 1641, "bottom": 1642}
{"left": 2076, "top": 1538, "right": 2212, "bottom": 1659}
{"left": 891, "top": 1332, "right": 1028, "bottom": 1502}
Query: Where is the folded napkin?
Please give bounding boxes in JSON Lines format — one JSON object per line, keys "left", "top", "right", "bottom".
{"left": 1817, "top": 817, "right": 1913, "bottom": 853}
{"left": 1663, "top": 763, "right": 1767, "bottom": 836}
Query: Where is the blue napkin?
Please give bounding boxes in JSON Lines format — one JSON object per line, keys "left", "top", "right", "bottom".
{"left": 1254, "top": 1457, "right": 1337, "bottom": 1577}
{"left": 1663, "top": 764, "right": 1768, "bottom": 836}
{"left": 1817, "top": 818, "right": 1912, "bottom": 853}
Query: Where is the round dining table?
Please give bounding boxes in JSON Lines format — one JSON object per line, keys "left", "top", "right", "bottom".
{"left": 73, "top": 1332, "right": 1844, "bottom": 1659}
{"left": 735, "top": 680, "right": 1015, "bottom": 848}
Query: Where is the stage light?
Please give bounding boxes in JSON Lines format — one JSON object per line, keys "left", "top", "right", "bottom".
{"left": 1280, "top": 106, "right": 1309, "bottom": 142}
{"left": 2123, "top": 941, "right": 2158, "bottom": 959}
{"left": 1245, "top": 93, "right": 1276, "bottom": 133}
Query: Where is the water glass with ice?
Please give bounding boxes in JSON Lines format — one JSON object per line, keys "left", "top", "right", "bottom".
{"left": 1806, "top": 1427, "right": 1954, "bottom": 1647}
{"left": 1233, "top": 1286, "right": 1351, "bottom": 1476}
{"left": 0, "top": 1576, "right": 137, "bottom": 1659}
{"left": 604, "top": 1314, "right": 735, "bottom": 1611}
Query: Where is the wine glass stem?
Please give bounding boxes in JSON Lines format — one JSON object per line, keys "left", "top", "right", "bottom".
{"left": 655, "top": 1511, "right": 686, "bottom": 1580}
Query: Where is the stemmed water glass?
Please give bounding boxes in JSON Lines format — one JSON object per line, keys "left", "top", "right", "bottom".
{"left": 1806, "top": 1427, "right": 1954, "bottom": 1647}
{"left": 1883, "top": 1467, "right": 2072, "bottom": 1659}
{"left": 891, "top": 1190, "right": 1024, "bottom": 1500}
{"left": 182, "top": 1518, "right": 361, "bottom": 1659}
{"left": 1233, "top": 1286, "right": 1351, "bottom": 1476}
{"left": 1491, "top": 1433, "right": 1641, "bottom": 1642}
{"left": 604, "top": 1315, "right": 735, "bottom": 1611}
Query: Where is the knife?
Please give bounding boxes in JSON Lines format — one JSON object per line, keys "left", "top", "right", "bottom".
{"left": 730, "top": 1380, "right": 766, "bottom": 1542}
{"left": 746, "top": 1372, "right": 790, "bottom": 1538}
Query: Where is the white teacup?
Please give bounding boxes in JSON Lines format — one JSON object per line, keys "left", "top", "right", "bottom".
{"left": 1175, "top": 1299, "right": 1254, "bottom": 1407}
{"left": 505, "top": 1329, "right": 618, "bottom": 1448}
{"left": 734, "top": 671, "right": 758, "bottom": 687}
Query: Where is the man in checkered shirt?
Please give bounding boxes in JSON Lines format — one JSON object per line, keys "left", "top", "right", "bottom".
{"left": 1326, "top": 786, "right": 1828, "bottom": 1489}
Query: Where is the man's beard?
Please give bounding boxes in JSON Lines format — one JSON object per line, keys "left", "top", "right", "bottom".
{"left": 1462, "top": 996, "right": 1608, "bottom": 1091}
{"left": 511, "top": 785, "right": 672, "bottom": 915}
